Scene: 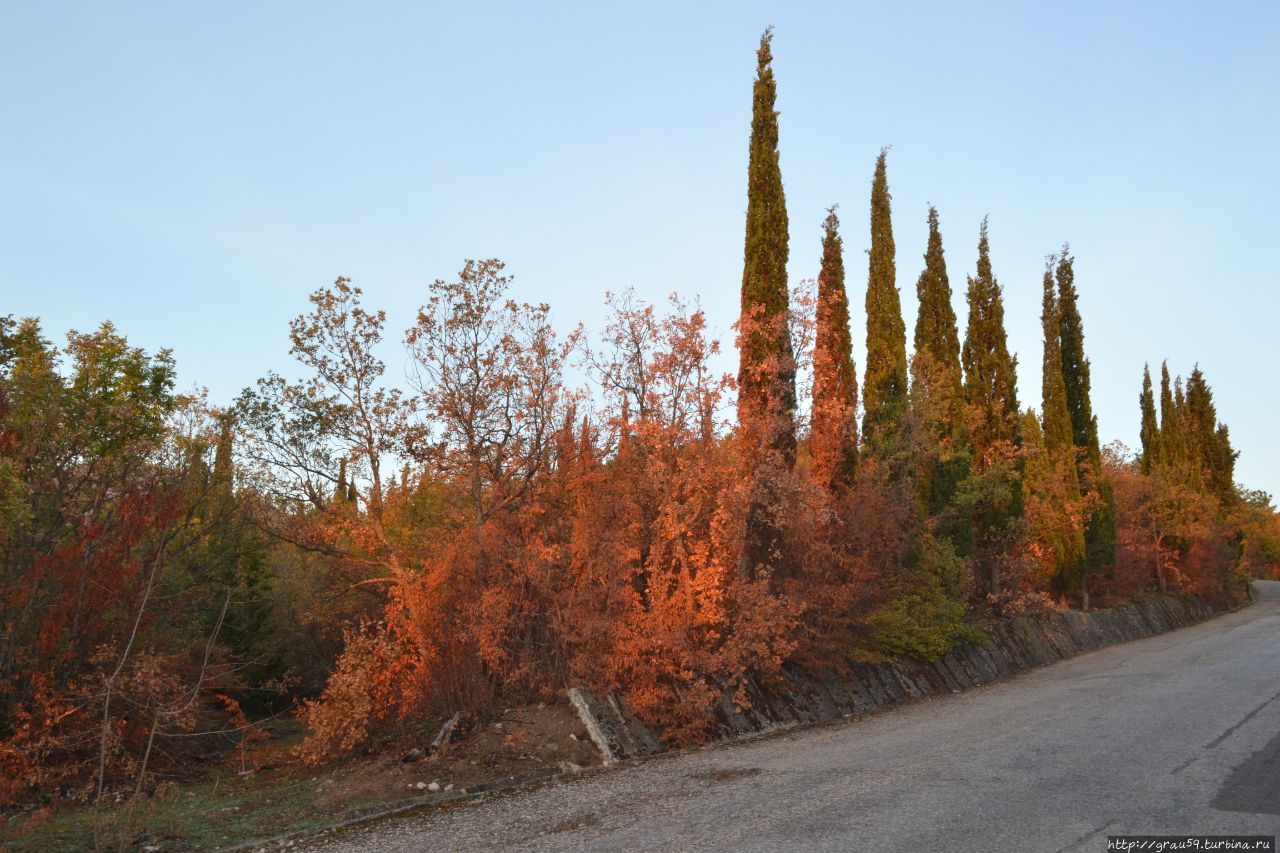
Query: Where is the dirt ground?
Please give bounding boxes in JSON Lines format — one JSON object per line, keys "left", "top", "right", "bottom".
{"left": 313, "top": 702, "right": 601, "bottom": 809}
{"left": 3, "top": 701, "right": 603, "bottom": 851}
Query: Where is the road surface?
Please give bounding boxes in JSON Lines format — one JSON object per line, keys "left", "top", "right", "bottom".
{"left": 303, "top": 581, "right": 1280, "bottom": 851}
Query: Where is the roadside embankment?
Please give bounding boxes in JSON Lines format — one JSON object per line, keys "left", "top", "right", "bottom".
{"left": 570, "top": 592, "right": 1242, "bottom": 761}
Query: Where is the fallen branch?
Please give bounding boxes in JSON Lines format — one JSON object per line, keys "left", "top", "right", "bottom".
{"left": 430, "top": 711, "right": 461, "bottom": 757}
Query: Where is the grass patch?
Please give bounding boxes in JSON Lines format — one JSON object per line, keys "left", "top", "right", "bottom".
{"left": 3, "top": 770, "right": 375, "bottom": 852}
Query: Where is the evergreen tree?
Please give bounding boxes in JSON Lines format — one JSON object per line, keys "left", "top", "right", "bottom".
{"left": 911, "top": 205, "right": 964, "bottom": 442}
{"left": 335, "top": 458, "right": 349, "bottom": 505}
{"left": 737, "top": 26, "right": 796, "bottom": 462}
{"left": 737, "top": 28, "right": 796, "bottom": 578}
{"left": 910, "top": 206, "right": 969, "bottom": 548}
{"left": 1138, "top": 364, "right": 1162, "bottom": 474}
{"left": 961, "top": 217, "right": 1021, "bottom": 461}
{"left": 1212, "top": 423, "right": 1238, "bottom": 503}
{"left": 810, "top": 207, "right": 859, "bottom": 492}
{"left": 1159, "top": 361, "right": 1181, "bottom": 468}
{"left": 202, "top": 416, "right": 276, "bottom": 703}
{"left": 862, "top": 148, "right": 908, "bottom": 450}
{"left": 960, "top": 218, "right": 1023, "bottom": 597}
{"left": 1055, "top": 249, "right": 1101, "bottom": 462}
{"left": 1184, "top": 366, "right": 1238, "bottom": 503}
{"left": 1038, "top": 263, "right": 1085, "bottom": 592}
{"left": 212, "top": 413, "right": 235, "bottom": 502}
{"left": 1055, "top": 247, "right": 1115, "bottom": 590}
{"left": 1040, "top": 263, "right": 1074, "bottom": 459}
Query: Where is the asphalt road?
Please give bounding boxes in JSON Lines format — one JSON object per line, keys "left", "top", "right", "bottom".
{"left": 302, "top": 582, "right": 1280, "bottom": 852}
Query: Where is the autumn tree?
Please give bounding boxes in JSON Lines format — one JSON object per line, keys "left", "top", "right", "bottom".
{"left": 1109, "top": 446, "right": 1216, "bottom": 597}
{"left": 237, "top": 279, "right": 411, "bottom": 539}
{"left": 862, "top": 149, "right": 908, "bottom": 453}
{"left": 0, "top": 320, "right": 269, "bottom": 803}
{"left": 737, "top": 28, "right": 797, "bottom": 579}
{"left": 236, "top": 280, "right": 429, "bottom": 761}
{"left": 810, "top": 207, "right": 859, "bottom": 493}
{"left": 405, "top": 259, "right": 566, "bottom": 544}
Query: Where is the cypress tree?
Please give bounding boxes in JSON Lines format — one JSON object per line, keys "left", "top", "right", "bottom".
{"left": 737, "top": 26, "right": 796, "bottom": 462}
{"left": 335, "top": 458, "right": 349, "bottom": 505}
{"left": 911, "top": 205, "right": 964, "bottom": 441}
{"left": 911, "top": 206, "right": 969, "bottom": 549}
{"left": 960, "top": 218, "right": 1022, "bottom": 597}
{"left": 961, "top": 217, "right": 1021, "bottom": 461}
{"left": 1138, "top": 364, "right": 1162, "bottom": 474}
{"left": 1184, "top": 367, "right": 1214, "bottom": 470}
{"left": 1040, "top": 262, "right": 1074, "bottom": 459}
{"left": 810, "top": 207, "right": 859, "bottom": 492}
{"left": 738, "top": 28, "right": 796, "bottom": 578}
{"left": 212, "top": 414, "right": 235, "bottom": 502}
{"left": 862, "top": 149, "right": 908, "bottom": 450}
{"left": 1055, "top": 247, "right": 1115, "bottom": 588}
{"left": 1171, "top": 376, "right": 1190, "bottom": 481}
{"left": 1212, "top": 423, "right": 1238, "bottom": 503}
{"left": 1184, "top": 366, "right": 1238, "bottom": 503}
{"left": 1038, "top": 262, "right": 1085, "bottom": 593}
{"left": 1055, "top": 248, "right": 1102, "bottom": 463}
{"left": 1159, "top": 361, "right": 1181, "bottom": 468}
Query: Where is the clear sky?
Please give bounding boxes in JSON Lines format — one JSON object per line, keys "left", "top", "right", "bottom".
{"left": 3, "top": 2, "right": 1277, "bottom": 496}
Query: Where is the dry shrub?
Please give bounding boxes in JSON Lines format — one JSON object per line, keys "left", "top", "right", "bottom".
{"left": 296, "top": 621, "right": 423, "bottom": 765}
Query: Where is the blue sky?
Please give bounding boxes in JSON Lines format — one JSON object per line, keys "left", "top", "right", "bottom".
{"left": 3, "top": 2, "right": 1277, "bottom": 496}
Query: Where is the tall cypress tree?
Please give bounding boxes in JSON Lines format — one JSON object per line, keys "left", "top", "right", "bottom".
{"left": 1055, "top": 247, "right": 1115, "bottom": 589}
{"left": 1138, "top": 364, "right": 1162, "bottom": 474}
{"left": 911, "top": 206, "right": 964, "bottom": 439}
{"left": 1158, "top": 361, "right": 1181, "bottom": 468}
{"left": 1173, "top": 377, "right": 1187, "bottom": 431}
{"left": 911, "top": 206, "right": 969, "bottom": 547}
{"left": 335, "top": 458, "right": 350, "bottom": 505}
{"left": 212, "top": 413, "right": 235, "bottom": 505}
{"left": 862, "top": 149, "right": 908, "bottom": 450}
{"left": 738, "top": 28, "right": 796, "bottom": 578}
{"left": 737, "top": 27, "right": 796, "bottom": 461}
{"left": 1184, "top": 366, "right": 1238, "bottom": 503}
{"left": 1055, "top": 249, "right": 1101, "bottom": 462}
{"left": 1040, "top": 262, "right": 1074, "bottom": 459}
{"left": 1038, "top": 261, "right": 1085, "bottom": 593}
{"left": 961, "top": 217, "right": 1021, "bottom": 462}
{"left": 810, "top": 207, "right": 859, "bottom": 492}
{"left": 960, "top": 218, "right": 1022, "bottom": 597}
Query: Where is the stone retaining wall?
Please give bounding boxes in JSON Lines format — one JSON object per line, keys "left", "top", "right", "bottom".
{"left": 570, "top": 593, "right": 1238, "bottom": 763}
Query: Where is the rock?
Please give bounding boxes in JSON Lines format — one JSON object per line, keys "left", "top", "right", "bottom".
{"left": 401, "top": 747, "right": 424, "bottom": 763}
{"left": 428, "top": 781, "right": 441, "bottom": 792}
{"left": 415, "top": 781, "right": 429, "bottom": 790}
{"left": 445, "top": 783, "right": 455, "bottom": 791}
{"left": 569, "top": 733, "right": 578, "bottom": 741}
{"left": 559, "top": 760, "right": 583, "bottom": 774}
